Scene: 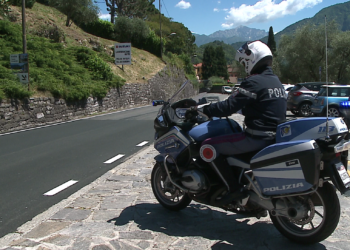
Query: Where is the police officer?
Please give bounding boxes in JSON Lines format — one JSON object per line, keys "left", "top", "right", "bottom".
{"left": 186, "top": 40, "right": 287, "bottom": 204}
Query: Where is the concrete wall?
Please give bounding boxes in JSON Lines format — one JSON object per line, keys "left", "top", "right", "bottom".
{"left": 0, "top": 66, "right": 197, "bottom": 134}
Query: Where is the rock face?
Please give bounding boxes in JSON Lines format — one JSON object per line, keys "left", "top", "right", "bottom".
{"left": 209, "top": 26, "right": 268, "bottom": 40}
{"left": 0, "top": 66, "right": 197, "bottom": 134}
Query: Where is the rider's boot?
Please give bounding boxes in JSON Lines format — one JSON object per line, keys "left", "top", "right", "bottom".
{"left": 213, "top": 155, "right": 248, "bottom": 205}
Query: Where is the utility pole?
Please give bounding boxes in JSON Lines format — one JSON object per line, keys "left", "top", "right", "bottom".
{"left": 22, "top": 0, "right": 26, "bottom": 54}
{"left": 319, "top": 66, "right": 321, "bottom": 82}
{"left": 159, "top": 0, "right": 162, "bottom": 60}
{"left": 22, "top": 0, "right": 29, "bottom": 90}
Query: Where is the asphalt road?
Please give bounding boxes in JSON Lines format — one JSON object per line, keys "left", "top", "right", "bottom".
{"left": 0, "top": 91, "right": 298, "bottom": 239}
{"left": 0, "top": 105, "right": 161, "bottom": 238}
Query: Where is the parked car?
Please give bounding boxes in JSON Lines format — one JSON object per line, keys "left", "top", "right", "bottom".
{"left": 311, "top": 85, "right": 350, "bottom": 117}
{"left": 287, "top": 82, "right": 335, "bottom": 117}
{"left": 283, "top": 84, "right": 294, "bottom": 96}
{"left": 221, "top": 86, "right": 232, "bottom": 94}
{"left": 339, "top": 98, "right": 350, "bottom": 127}
{"left": 232, "top": 84, "right": 241, "bottom": 91}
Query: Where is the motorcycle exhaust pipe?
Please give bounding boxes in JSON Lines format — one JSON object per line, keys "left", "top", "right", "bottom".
{"left": 248, "top": 192, "right": 275, "bottom": 211}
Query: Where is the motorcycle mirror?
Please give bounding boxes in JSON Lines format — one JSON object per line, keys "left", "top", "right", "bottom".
{"left": 152, "top": 100, "right": 164, "bottom": 106}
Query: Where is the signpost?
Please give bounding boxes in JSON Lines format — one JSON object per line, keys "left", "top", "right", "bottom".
{"left": 114, "top": 43, "right": 131, "bottom": 70}
{"left": 10, "top": 53, "right": 29, "bottom": 84}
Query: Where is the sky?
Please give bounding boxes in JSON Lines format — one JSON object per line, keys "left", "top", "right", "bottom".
{"left": 96, "top": 0, "right": 349, "bottom": 35}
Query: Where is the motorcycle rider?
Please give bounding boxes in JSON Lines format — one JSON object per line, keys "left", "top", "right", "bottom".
{"left": 186, "top": 40, "right": 287, "bottom": 204}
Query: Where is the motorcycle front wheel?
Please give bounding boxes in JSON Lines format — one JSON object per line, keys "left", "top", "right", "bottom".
{"left": 270, "top": 182, "right": 340, "bottom": 244}
{"left": 151, "top": 163, "right": 192, "bottom": 211}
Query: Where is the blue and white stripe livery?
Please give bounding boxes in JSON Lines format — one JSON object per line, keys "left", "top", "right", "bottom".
{"left": 251, "top": 140, "right": 316, "bottom": 195}
{"left": 276, "top": 117, "right": 348, "bottom": 143}
{"left": 251, "top": 140, "right": 316, "bottom": 162}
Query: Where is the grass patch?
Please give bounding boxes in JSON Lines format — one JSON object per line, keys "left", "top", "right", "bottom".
{"left": 0, "top": 3, "right": 167, "bottom": 101}
{"left": 0, "top": 20, "right": 126, "bottom": 101}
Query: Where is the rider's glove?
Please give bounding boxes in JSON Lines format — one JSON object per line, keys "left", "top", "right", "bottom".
{"left": 185, "top": 106, "right": 198, "bottom": 121}
{"left": 201, "top": 105, "right": 212, "bottom": 119}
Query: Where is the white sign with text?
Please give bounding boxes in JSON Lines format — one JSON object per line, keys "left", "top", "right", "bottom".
{"left": 10, "top": 54, "right": 19, "bottom": 64}
{"left": 114, "top": 43, "right": 131, "bottom": 65}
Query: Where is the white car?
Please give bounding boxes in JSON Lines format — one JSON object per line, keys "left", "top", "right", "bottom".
{"left": 283, "top": 84, "right": 294, "bottom": 95}
{"left": 221, "top": 86, "right": 232, "bottom": 94}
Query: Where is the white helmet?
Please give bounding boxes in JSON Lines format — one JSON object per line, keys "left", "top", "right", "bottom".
{"left": 235, "top": 40, "right": 273, "bottom": 75}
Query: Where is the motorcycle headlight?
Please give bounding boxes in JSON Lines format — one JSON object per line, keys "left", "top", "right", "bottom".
{"left": 175, "top": 108, "right": 188, "bottom": 119}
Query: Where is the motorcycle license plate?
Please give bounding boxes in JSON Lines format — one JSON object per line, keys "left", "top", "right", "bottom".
{"left": 335, "top": 162, "right": 350, "bottom": 188}
{"left": 334, "top": 139, "right": 350, "bottom": 153}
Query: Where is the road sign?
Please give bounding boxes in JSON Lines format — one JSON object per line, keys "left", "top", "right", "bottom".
{"left": 17, "top": 73, "right": 29, "bottom": 84}
{"left": 115, "top": 43, "right": 131, "bottom": 65}
{"left": 10, "top": 53, "right": 29, "bottom": 84}
{"left": 10, "top": 54, "right": 19, "bottom": 64}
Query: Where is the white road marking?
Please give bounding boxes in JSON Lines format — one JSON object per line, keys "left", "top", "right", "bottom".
{"left": 104, "top": 154, "right": 125, "bottom": 164}
{"left": 43, "top": 180, "right": 78, "bottom": 196}
{"left": 136, "top": 141, "right": 149, "bottom": 147}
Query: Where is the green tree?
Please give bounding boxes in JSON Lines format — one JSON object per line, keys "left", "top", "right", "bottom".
{"left": 130, "top": 0, "right": 156, "bottom": 19}
{"left": 144, "top": 28, "right": 162, "bottom": 57}
{"left": 274, "top": 21, "right": 339, "bottom": 83}
{"left": 179, "top": 53, "right": 195, "bottom": 75}
{"left": 81, "top": 19, "right": 115, "bottom": 40}
{"left": 328, "top": 31, "right": 350, "bottom": 83}
{"left": 36, "top": 0, "right": 50, "bottom": 5}
{"left": 129, "top": 18, "right": 150, "bottom": 48}
{"left": 146, "top": 14, "right": 195, "bottom": 57}
{"left": 0, "top": 0, "right": 11, "bottom": 17}
{"left": 114, "top": 16, "right": 133, "bottom": 42}
{"left": 214, "top": 46, "right": 229, "bottom": 80}
{"left": 10, "top": 0, "right": 36, "bottom": 8}
{"left": 49, "top": 0, "right": 99, "bottom": 27}
{"left": 195, "top": 40, "right": 236, "bottom": 67}
{"left": 114, "top": 16, "right": 149, "bottom": 48}
{"left": 104, "top": 0, "right": 116, "bottom": 23}
{"left": 202, "top": 45, "right": 216, "bottom": 79}
{"left": 267, "top": 26, "right": 276, "bottom": 55}
{"left": 105, "top": 0, "right": 156, "bottom": 23}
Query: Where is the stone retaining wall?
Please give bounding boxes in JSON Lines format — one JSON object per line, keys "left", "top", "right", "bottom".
{"left": 0, "top": 66, "right": 197, "bottom": 134}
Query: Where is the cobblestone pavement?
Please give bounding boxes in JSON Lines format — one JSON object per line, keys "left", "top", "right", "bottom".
{"left": 1, "top": 114, "right": 350, "bottom": 250}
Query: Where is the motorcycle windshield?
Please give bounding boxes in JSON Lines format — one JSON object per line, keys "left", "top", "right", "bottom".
{"left": 168, "top": 80, "right": 190, "bottom": 104}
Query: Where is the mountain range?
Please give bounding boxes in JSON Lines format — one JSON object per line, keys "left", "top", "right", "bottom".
{"left": 194, "top": 26, "right": 267, "bottom": 47}
{"left": 194, "top": 1, "right": 350, "bottom": 48}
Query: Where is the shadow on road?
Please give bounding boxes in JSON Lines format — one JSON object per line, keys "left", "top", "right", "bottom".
{"left": 108, "top": 203, "right": 326, "bottom": 250}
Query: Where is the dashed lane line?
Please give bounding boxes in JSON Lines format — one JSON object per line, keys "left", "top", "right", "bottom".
{"left": 136, "top": 141, "right": 149, "bottom": 147}
{"left": 104, "top": 154, "right": 125, "bottom": 164}
{"left": 104, "top": 141, "right": 149, "bottom": 163}
{"left": 43, "top": 180, "right": 78, "bottom": 196}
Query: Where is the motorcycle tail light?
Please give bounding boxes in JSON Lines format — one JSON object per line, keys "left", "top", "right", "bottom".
{"left": 293, "top": 92, "right": 303, "bottom": 96}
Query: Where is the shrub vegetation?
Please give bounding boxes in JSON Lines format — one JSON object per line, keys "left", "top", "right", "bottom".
{"left": 0, "top": 20, "right": 125, "bottom": 101}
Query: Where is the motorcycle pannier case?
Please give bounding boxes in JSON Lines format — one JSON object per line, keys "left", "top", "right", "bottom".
{"left": 250, "top": 140, "right": 321, "bottom": 196}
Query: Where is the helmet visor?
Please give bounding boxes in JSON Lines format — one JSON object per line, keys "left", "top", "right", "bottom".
{"left": 236, "top": 42, "right": 253, "bottom": 58}
{"left": 237, "top": 42, "right": 249, "bottom": 54}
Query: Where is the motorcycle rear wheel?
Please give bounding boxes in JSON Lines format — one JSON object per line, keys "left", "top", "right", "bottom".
{"left": 151, "top": 163, "right": 192, "bottom": 211}
{"left": 270, "top": 182, "right": 340, "bottom": 244}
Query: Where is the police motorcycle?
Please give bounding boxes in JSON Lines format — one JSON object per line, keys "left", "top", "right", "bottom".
{"left": 151, "top": 80, "right": 350, "bottom": 244}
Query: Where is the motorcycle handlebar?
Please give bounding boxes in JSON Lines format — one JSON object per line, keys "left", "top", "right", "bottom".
{"left": 152, "top": 100, "right": 164, "bottom": 106}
